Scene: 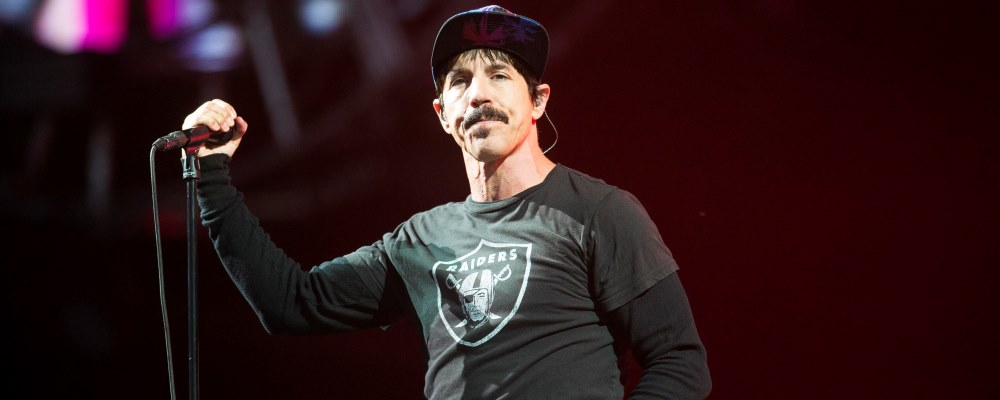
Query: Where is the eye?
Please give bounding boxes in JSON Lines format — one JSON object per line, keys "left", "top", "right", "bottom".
{"left": 492, "top": 73, "right": 510, "bottom": 80}
{"left": 449, "top": 77, "right": 467, "bottom": 88}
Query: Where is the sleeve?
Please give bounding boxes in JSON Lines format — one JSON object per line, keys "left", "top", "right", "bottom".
{"left": 197, "top": 154, "right": 405, "bottom": 334}
{"left": 586, "top": 189, "right": 678, "bottom": 313}
{"left": 607, "top": 273, "right": 712, "bottom": 400}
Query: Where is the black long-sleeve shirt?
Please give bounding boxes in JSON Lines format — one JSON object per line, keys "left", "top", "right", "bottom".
{"left": 197, "top": 153, "right": 711, "bottom": 399}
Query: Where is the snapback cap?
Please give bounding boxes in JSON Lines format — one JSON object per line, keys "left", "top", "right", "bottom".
{"left": 431, "top": 5, "right": 549, "bottom": 89}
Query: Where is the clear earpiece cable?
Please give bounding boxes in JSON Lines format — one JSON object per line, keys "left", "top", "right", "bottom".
{"left": 542, "top": 111, "right": 559, "bottom": 154}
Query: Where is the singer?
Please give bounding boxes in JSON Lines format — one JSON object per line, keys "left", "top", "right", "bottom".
{"left": 184, "top": 5, "right": 710, "bottom": 399}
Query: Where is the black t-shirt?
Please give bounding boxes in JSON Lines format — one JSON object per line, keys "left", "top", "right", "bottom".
{"left": 198, "top": 157, "right": 680, "bottom": 399}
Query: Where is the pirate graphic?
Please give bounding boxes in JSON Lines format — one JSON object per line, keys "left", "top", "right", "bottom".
{"left": 433, "top": 240, "right": 532, "bottom": 347}
{"left": 446, "top": 266, "right": 512, "bottom": 329}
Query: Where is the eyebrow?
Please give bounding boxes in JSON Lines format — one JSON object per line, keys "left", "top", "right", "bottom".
{"left": 445, "top": 69, "right": 467, "bottom": 81}
{"left": 446, "top": 63, "right": 513, "bottom": 80}
{"left": 484, "top": 63, "right": 512, "bottom": 72}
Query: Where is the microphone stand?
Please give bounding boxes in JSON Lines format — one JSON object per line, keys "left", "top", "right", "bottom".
{"left": 180, "top": 146, "right": 201, "bottom": 400}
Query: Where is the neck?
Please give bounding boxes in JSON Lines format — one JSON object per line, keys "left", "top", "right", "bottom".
{"left": 464, "top": 142, "right": 556, "bottom": 202}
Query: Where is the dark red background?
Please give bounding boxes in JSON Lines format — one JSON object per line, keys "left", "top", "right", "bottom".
{"left": 2, "top": 1, "right": 997, "bottom": 398}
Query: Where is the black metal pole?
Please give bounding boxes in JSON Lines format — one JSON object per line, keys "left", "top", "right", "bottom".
{"left": 181, "top": 148, "right": 201, "bottom": 400}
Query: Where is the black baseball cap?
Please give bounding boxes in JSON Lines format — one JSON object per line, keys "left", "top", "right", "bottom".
{"left": 431, "top": 5, "right": 549, "bottom": 89}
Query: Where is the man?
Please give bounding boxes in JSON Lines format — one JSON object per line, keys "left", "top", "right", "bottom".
{"left": 185, "top": 5, "right": 711, "bottom": 399}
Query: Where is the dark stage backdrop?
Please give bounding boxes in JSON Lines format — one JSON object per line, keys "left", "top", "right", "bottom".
{"left": 2, "top": 1, "right": 997, "bottom": 399}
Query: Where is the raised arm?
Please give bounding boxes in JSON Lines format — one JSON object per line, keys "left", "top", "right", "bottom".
{"left": 186, "top": 100, "right": 403, "bottom": 334}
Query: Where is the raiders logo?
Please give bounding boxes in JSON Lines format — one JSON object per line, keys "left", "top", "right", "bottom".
{"left": 433, "top": 239, "right": 532, "bottom": 347}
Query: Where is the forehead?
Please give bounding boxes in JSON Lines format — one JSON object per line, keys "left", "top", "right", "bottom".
{"left": 435, "top": 48, "right": 535, "bottom": 95}
{"left": 446, "top": 49, "right": 520, "bottom": 73}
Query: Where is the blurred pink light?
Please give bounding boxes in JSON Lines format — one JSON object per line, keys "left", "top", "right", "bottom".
{"left": 82, "top": 0, "right": 126, "bottom": 52}
{"left": 34, "top": 0, "right": 127, "bottom": 54}
{"left": 145, "top": 0, "right": 215, "bottom": 40}
{"left": 145, "top": 0, "right": 178, "bottom": 39}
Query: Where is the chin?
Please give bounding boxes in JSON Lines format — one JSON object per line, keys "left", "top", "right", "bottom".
{"left": 467, "top": 145, "right": 505, "bottom": 163}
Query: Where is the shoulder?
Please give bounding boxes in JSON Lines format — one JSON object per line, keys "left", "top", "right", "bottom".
{"left": 546, "top": 164, "right": 621, "bottom": 207}
{"left": 411, "top": 200, "right": 465, "bottom": 223}
{"left": 549, "top": 164, "right": 656, "bottom": 222}
{"left": 384, "top": 201, "right": 465, "bottom": 243}
{"left": 547, "top": 166, "right": 659, "bottom": 230}
{"left": 556, "top": 164, "right": 616, "bottom": 191}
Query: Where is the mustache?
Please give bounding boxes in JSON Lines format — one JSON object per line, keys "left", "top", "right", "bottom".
{"left": 462, "top": 106, "right": 509, "bottom": 130}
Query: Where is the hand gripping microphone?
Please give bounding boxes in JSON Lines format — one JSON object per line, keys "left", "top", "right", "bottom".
{"left": 152, "top": 125, "right": 236, "bottom": 151}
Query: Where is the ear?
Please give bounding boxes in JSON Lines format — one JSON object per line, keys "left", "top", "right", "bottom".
{"left": 432, "top": 98, "right": 450, "bottom": 133}
{"left": 531, "top": 84, "right": 551, "bottom": 120}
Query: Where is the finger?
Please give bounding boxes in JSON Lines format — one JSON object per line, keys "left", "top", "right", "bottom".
{"left": 199, "top": 107, "right": 233, "bottom": 132}
{"left": 203, "top": 101, "right": 234, "bottom": 124}
{"left": 207, "top": 100, "right": 238, "bottom": 132}
{"left": 197, "top": 112, "right": 226, "bottom": 131}
{"left": 206, "top": 100, "right": 236, "bottom": 131}
{"left": 234, "top": 116, "right": 248, "bottom": 138}
{"left": 210, "top": 99, "right": 237, "bottom": 120}
{"left": 184, "top": 102, "right": 224, "bottom": 130}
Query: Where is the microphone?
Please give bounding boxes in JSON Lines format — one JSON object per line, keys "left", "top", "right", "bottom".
{"left": 152, "top": 125, "right": 237, "bottom": 151}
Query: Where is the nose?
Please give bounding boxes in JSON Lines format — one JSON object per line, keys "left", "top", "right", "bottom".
{"left": 466, "top": 75, "right": 493, "bottom": 109}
